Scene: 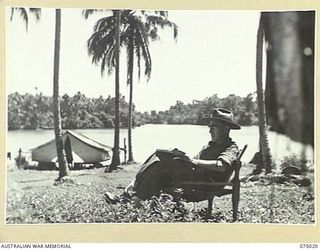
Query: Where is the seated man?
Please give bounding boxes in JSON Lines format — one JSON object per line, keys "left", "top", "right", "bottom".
{"left": 123, "top": 108, "right": 241, "bottom": 202}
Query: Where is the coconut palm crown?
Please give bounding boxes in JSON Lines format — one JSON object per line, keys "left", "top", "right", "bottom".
{"left": 84, "top": 10, "right": 178, "bottom": 77}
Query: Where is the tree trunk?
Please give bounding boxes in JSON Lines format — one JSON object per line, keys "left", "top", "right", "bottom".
{"left": 256, "top": 14, "right": 273, "bottom": 174}
{"left": 127, "top": 37, "right": 134, "bottom": 163}
{"left": 108, "top": 10, "right": 121, "bottom": 172}
{"left": 53, "top": 9, "right": 69, "bottom": 179}
{"left": 263, "top": 12, "right": 314, "bottom": 147}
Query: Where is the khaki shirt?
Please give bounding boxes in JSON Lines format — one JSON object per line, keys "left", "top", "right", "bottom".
{"left": 196, "top": 138, "right": 240, "bottom": 181}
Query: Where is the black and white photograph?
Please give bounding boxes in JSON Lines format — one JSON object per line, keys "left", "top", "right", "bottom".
{"left": 5, "top": 7, "right": 315, "bottom": 225}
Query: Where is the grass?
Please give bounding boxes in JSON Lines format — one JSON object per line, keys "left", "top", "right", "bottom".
{"left": 6, "top": 162, "right": 315, "bottom": 224}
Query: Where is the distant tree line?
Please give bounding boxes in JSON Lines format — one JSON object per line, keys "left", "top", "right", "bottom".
{"left": 8, "top": 92, "right": 145, "bottom": 130}
{"left": 8, "top": 92, "right": 258, "bottom": 130}
{"left": 144, "top": 93, "right": 259, "bottom": 126}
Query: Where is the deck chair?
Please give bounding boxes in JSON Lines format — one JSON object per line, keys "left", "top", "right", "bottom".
{"left": 169, "top": 144, "right": 248, "bottom": 221}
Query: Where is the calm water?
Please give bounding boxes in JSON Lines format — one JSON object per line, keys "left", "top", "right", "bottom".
{"left": 6, "top": 124, "right": 314, "bottom": 163}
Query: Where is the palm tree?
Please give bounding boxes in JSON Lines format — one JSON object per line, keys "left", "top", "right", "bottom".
{"left": 84, "top": 10, "right": 178, "bottom": 164}
{"left": 84, "top": 10, "right": 122, "bottom": 171}
{"left": 123, "top": 11, "right": 178, "bottom": 163}
{"left": 53, "top": 9, "right": 69, "bottom": 179}
{"left": 256, "top": 14, "right": 273, "bottom": 174}
{"left": 10, "top": 7, "right": 69, "bottom": 178}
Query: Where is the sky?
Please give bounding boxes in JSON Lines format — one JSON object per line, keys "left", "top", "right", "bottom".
{"left": 6, "top": 8, "right": 260, "bottom": 112}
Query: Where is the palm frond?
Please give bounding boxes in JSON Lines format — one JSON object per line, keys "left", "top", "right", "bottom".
{"left": 101, "top": 52, "right": 108, "bottom": 75}
{"left": 87, "top": 16, "right": 116, "bottom": 58}
{"left": 29, "top": 8, "right": 41, "bottom": 20}
{"left": 136, "top": 19, "right": 150, "bottom": 45}
{"left": 18, "top": 8, "right": 29, "bottom": 30}
{"left": 10, "top": 8, "right": 15, "bottom": 21}
{"left": 10, "top": 7, "right": 41, "bottom": 31}
{"left": 106, "top": 44, "right": 116, "bottom": 75}
{"left": 135, "top": 46, "right": 141, "bottom": 80}
{"left": 82, "top": 9, "right": 111, "bottom": 19}
{"left": 18, "top": 8, "right": 28, "bottom": 21}
{"left": 88, "top": 33, "right": 115, "bottom": 68}
{"left": 172, "top": 23, "right": 179, "bottom": 41}
{"left": 146, "top": 14, "right": 179, "bottom": 41}
{"left": 82, "top": 9, "right": 97, "bottom": 19}
{"left": 135, "top": 22, "right": 152, "bottom": 80}
{"left": 149, "top": 27, "right": 160, "bottom": 41}
{"left": 93, "top": 15, "right": 114, "bottom": 33}
{"left": 87, "top": 28, "right": 114, "bottom": 62}
{"left": 152, "top": 11, "right": 168, "bottom": 18}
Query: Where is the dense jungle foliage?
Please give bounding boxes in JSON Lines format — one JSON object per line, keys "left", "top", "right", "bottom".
{"left": 8, "top": 92, "right": 258, "bottom": 130}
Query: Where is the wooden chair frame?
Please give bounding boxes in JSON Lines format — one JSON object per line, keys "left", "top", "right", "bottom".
{"left": 172, "top": 144, "right": 248, "bottom": 221}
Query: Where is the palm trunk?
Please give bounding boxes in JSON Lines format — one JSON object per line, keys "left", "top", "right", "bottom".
{"left": 127, "top": 37, "right": 134, "bottom": 163}
{"left": 256, "top": 14, "right": 273, "bottom": 174}
{"left": 53, "top": 8, "right": 69, "bottom": 179}
{"left": 108, "top": 10, "right": 121, "bottom": 172}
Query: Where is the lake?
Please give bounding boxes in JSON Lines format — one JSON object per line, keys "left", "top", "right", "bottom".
{"left": 6, "top": 124, "right": 314, "bottom": 164}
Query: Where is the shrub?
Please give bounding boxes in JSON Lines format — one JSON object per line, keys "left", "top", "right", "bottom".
{"left": 279, "top": 154, "right": 311, "bottom": 173}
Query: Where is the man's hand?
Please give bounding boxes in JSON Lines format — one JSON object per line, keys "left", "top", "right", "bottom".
{"left": 173, "top": 155, "right": 193, "bottom": 164}
{"left": 190, "top": 158, "right": 200, "bottom": 166}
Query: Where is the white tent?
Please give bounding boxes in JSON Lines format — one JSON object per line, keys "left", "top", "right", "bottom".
{"left": 31, "top": 131, "right": 112, "bottom": 164}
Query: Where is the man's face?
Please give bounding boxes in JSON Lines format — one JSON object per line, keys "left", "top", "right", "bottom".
{"left": 209, "top": 121, "right": 227, "bottom": 142}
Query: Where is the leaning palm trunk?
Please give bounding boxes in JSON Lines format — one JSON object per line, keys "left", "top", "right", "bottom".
{"left": 108, "top": 10, "right": 121, "bottom": 172}
{"left": 127, "top": 36, "right": 135, "bottom": 163}
{"left": 53, "top": 9, "right": 69, "bottom": 179}
{"left": 256, "top": 14, "right": 273, "bottom": 174}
